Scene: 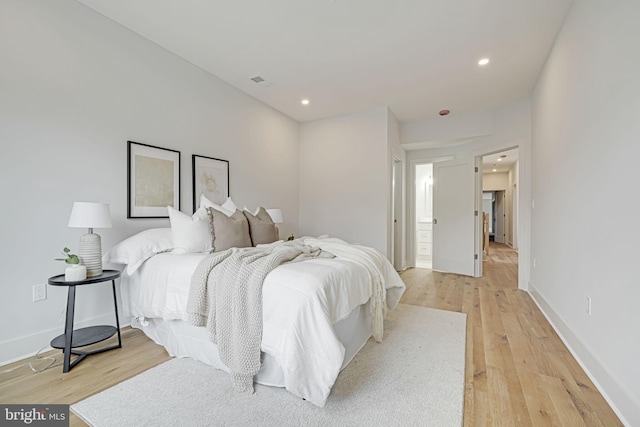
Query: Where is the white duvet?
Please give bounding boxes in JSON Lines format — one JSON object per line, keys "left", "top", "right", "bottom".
{"left": 121, "top": 248, "right": 405, "bottom": 406}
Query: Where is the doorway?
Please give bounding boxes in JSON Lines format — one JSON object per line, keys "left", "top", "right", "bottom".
{"left": 415, "top": 163, "right": 433, "bottom": 269}
{"left": 478, "top": 147, "right": 520, "bottom": 279}
{"left": 411, "top": 156, "right": 474, "bottom": 276}
{"left": 483, "top": 190, "right": 506, "bottom": 243}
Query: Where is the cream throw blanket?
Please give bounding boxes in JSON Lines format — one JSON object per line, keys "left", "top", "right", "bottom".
{"left": 187, "top": 241, "right": 328, "bottom": 393}
{"left": 301, "top": 236, "right": 388, "bottom": 342}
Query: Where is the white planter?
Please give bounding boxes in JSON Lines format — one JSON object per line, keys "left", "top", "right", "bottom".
{"left": 65, "top": 264, "right": 87, "bottom": 281}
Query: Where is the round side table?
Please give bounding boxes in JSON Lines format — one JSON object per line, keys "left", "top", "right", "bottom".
{"left": 48, "top": 269, "right": 122, "bottom": 373}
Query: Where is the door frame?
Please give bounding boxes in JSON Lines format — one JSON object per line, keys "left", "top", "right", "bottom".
{"left": 391, "top": 156, "right": 405, "bottom": 270}
{"left": 494, "top": 190, "right": 506, "bottom": 244}
{"left": 473, "top": 141, "right": 528, "bottom": 289}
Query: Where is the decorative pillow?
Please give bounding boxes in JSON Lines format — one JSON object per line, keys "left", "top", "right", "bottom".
{"left": 102, "top": 228, "right": 173, "bottom": 275}
{"left": 208, "top": 208, "right": 252, "bottom": 252}
{"left": 168, "top": 206, "right": 213, "bottom": 254}
{"left": 200, "top": 195, "right": 236, "bottom": 216}
{"left": 244, "top": 207, "right": 278, "bottom": 246}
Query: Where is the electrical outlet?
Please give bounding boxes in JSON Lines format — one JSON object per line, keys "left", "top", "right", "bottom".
{"left": 33, "top": 284, "right": 46, "bottom": 302}
{"left": 586, "top": 296, "right": 592, "bottom": 315}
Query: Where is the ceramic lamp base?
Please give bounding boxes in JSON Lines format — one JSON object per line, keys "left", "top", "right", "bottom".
{"left": 79, "top": 232, "right": 103, "bottom": 277}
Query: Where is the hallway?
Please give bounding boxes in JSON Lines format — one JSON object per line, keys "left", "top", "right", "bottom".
{"left": 399, "top": 243, "right": 621, "bottom": 426}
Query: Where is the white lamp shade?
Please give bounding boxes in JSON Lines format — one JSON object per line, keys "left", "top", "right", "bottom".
{"left": 266, "top": 208, "right": 284, "bottom": 224}
{"left": 68, "top": 202, "right": 112, "bottom": 229}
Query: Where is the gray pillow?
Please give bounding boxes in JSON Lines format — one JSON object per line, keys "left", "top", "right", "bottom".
{"left": 207, "top": 208, "right": 252, "bottom": 252}
{"left": 243, "top": 207, "right": 278, "bottom": 246}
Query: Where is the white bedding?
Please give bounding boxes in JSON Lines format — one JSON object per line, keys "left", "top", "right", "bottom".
{"left": 120, "top": 248, "right": 405, "bottom": 406}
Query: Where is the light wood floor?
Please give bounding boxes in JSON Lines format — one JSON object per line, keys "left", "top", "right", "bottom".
{"left": 400, "top": 243, "right": 621, "bottom": 426}
{"left": 0, "top": 243, "right": 622, "bottom": 426}
{"left": 0, "top": 328, "right": 172, "bottom": 426}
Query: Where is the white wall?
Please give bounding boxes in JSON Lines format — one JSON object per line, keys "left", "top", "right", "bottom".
{"left": 0, "top": 0, "right": 299, "bottom": 363}
{"left": 299, "top": 107, "right": 390, "bottom": 256}
{"left": 401, "top": 110, "right": 493, "bottom": 150}
{"left": 482, "top": 173, "right": 509, "bottom": 191}
{"left": 530, "top": 0, "right": 640, "bottom": 423}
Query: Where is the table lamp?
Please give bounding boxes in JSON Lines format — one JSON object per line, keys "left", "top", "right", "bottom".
{"left": 266, "top": 208, "right": 283, "bottom": 240}
{"left": 68, "top": 202, "right": 112, "bottom": 277}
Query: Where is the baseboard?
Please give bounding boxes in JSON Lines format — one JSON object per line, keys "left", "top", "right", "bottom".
{"left": 529, "top": 284, "right": 639, "bottom": 426}
{"left": 0, "top": 313, "right": 131, "bottom": 367}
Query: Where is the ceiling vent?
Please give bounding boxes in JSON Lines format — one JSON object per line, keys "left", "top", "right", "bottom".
{"left": 250, "top": 76, "right": 271, "bottom": 87}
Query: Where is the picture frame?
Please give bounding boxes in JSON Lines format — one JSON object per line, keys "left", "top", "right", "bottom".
{"left": 192, "top": 154, "right": 230, "bottom": 212}
{"left": 127, "top": 141, "right": 180, "bottom": 218}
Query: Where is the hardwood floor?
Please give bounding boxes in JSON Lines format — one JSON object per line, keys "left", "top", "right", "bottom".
{"left": 400, "top": 242, "right": 622, "bottom": 426}
{"left": 0, "top": 243, "right": 622, "bottom": 426}
{"left": 0, "top": 328, "right": 171, "bottom": 426}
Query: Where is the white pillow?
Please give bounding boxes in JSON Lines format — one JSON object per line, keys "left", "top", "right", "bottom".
{"left": 103, "top": 228, "right": 173, "bottom": 275}
{"left": 200, "top": 195, "right": 236, "bottom": 216}
{"left": 243, "top": 206, "right": 260, "bottom": 216}
{"left": 168, "top": 206, "right": 212, "bottom": 254}
{"left": 221, "top": 197, "right": 237, "bottom": 212}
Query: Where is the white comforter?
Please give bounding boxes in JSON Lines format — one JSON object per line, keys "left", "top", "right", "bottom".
{"left": 121, "top": 246, "right": 405, "bottom": 406}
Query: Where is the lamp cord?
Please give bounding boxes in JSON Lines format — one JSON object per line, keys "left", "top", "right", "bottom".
{"left": 0, "top": 345, "right": 61, "bottom": 375}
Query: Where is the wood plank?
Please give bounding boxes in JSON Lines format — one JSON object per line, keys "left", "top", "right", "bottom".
{"left": 517, "top": 372, "right": 564, "bottom": 427}
{"left": 541, "top": 374, "right": 589, "bottom": 426}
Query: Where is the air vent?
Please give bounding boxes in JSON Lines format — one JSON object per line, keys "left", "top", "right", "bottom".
{"left": 250, "top": 76, "right": 271, "bottom": 87}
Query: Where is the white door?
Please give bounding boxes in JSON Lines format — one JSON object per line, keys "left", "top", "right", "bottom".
{"left": 432, "top": 160, "right": 475, "bottom": 276}
{"left": 495, "top": 190, "right": 505, "bottom": 244}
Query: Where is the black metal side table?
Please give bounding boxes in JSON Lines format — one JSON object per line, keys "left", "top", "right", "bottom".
{"left": 48, "top": 269, "right": 122, "bottom": 372}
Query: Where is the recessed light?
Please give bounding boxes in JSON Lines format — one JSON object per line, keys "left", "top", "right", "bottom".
{"left": 439, "top": 109, "right": 450, "bottom": 116}
{"left": 492, "top": 169, "right": 497, "bottom": 172}
{"left": 478, "top": 58, "right": 490, "bottom": 66}
{"left": 497, "top": 158, "right": 502, "bottom": 161}
{"left": 301, "top": 99, "right": 310, "bottom": 105}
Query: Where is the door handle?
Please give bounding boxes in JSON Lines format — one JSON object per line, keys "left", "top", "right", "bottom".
{"left": 433, "top": 219, "right": 437, "bottom": 224}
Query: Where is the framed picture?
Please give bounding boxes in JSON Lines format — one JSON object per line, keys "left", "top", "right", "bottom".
{"left": 127, "top": 141, "right": 180, "bottom": 218}
{"left": 192, "top": 154, "right": 229, "bottom": 212}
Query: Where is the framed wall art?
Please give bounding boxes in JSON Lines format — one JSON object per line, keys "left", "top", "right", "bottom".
{"left": 192, "top": 154, "right": 229, "bottom": 212}
{"left": 127, "top": 141, "right": 180, "bottom": 218}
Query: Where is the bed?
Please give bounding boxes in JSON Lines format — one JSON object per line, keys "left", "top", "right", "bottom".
{"left": 106, "top": 205, "right": 405, "bottom": 407}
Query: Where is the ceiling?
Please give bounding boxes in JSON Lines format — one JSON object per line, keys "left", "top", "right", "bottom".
{"left": 75, "top": 0, "right": 572, "bottom": 123}
{"left": 482, "top": 148, "right": 519, "bottom": 174}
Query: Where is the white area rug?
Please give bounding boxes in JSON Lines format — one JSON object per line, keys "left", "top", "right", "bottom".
{"left": 72, "top": 304, "right": 466, "bottom": 426}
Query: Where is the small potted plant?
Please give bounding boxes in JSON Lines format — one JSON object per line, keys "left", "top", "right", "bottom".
{"left": 56, "top": 247, "right": 87, "bottom": 281}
